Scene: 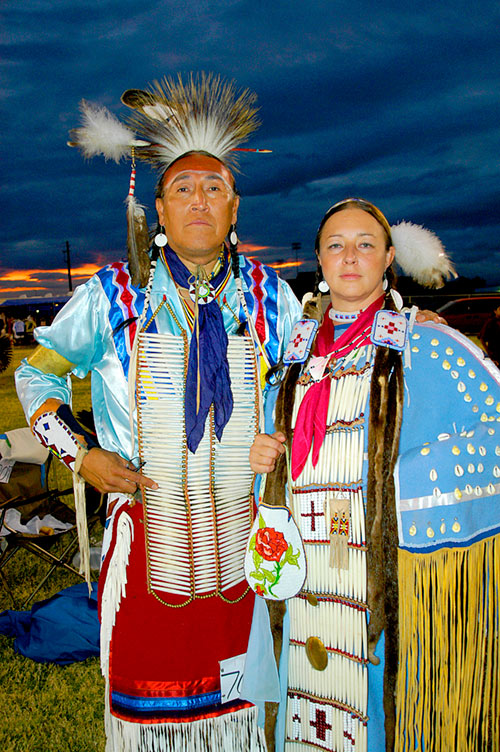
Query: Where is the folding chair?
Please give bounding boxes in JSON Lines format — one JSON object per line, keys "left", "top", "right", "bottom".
{"left": 0, "top": 430, "right": 103, "bottom": 609}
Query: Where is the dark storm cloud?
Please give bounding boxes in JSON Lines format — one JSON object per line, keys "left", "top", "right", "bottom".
{"left": 1, "top": 0, "right": 500, "bottom": 290}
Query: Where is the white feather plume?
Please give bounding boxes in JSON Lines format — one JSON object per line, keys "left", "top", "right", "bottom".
{"left": 391, "top": 221, "right": 457, "bottom": 288}
{"left": 70, "top": 100, "right": 139, "bottom": 163}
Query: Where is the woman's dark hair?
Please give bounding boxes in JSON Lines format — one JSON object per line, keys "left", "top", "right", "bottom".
{"left": 314, "top": 197, "right": 393, "bottom": 252}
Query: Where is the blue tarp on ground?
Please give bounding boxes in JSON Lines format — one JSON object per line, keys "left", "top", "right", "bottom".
{"left": 0, "top": 582, "right": 100, "bottom": 664}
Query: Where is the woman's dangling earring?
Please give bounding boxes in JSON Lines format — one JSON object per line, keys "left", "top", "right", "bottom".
{"left": 382, "top": 272, "right": 388, "bottom": 291}
{"left": 154, "top": 225, "right": 168, "bottom": 248}
{"left": 318, "top": 279, "right": 329, "bottom": 293}
{"left": 229, "top": 225, "right": 238, "bottom": 248}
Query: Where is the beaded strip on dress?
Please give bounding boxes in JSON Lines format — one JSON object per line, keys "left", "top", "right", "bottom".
{"left": 285, "top": 341, "right": 375, "bottom": 752}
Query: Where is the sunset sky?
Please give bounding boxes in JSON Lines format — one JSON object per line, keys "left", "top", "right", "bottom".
{"left": 2, "top": 0, "right": 500, "bottom": 299}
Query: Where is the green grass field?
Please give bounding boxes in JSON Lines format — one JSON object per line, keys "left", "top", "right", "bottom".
{"left": 0, "top": 346, "right": 105, "bottom": 752}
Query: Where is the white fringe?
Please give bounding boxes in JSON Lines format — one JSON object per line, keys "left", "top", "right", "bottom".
{"left": 73, "top": 446, "right": 91, "bottom": 592}
{"left": 105, "top": 704, "right": 266, "bottom": 752}
{"left": 100, "top": 511, "right": 134, "bottom": 677}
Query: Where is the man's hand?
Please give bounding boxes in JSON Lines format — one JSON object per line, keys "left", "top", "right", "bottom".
{"left": 80, "top": 447, "right": 158, "bottom": 494}
{"left": 249, "top": 431, "right": 286, "bottom": 474}
{"left": 416, "top": 309, "right": 447, "bottom": 325}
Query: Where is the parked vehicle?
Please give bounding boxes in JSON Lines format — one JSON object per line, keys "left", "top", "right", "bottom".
{"left": 437, "top": 296, "right": 500, "bottom": 334}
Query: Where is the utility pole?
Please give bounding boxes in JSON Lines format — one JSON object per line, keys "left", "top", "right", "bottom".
{"left": 63, "top": 241, "right": 73, "bottom": 292}
{"left": 291, "top": 242, "right": 301, "bottom": 271}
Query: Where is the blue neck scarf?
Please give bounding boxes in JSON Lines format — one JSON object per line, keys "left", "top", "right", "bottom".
{"left": 161, "top": 245, "right": 233, "bottom": 453}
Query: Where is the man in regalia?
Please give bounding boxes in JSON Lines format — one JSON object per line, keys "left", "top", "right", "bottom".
{"left": 16, "top": 73, "right": 300, "bottom": 751}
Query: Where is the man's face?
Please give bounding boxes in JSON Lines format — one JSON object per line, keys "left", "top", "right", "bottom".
{"left": 155, "top": 153, "right": 239, "bottom": 268}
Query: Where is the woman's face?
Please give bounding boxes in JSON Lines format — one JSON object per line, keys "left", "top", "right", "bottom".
{"left": 318, "top": 208, "right": 395, "bottom": 311}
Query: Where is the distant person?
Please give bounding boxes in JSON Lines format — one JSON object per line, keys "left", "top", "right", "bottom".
{"left": 12, "top": 318, "right": 24, "bottom": 345}
{"left": 0, "top": 313, "right": 6, "bottom": 337}
{"left": 480, "top": 304, "right": 500, "bottom": 365}
{"left": 24, "top": 315, "right": 36, "bottom": 344}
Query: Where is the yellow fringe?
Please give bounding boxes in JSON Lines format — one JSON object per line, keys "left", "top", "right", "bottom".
{"left": 396, "top": 536, "right": 499, "bottom": 751}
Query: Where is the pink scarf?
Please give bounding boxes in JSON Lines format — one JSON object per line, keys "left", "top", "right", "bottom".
{"left": 291, "top": 295, "right": 384, "bottom": 480}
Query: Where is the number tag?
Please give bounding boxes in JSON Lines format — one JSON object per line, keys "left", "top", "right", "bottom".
{"left": 219, "top": 652, "right": 246, "bottom": 704}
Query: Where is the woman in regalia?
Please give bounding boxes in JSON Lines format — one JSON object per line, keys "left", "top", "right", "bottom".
{"left": 247, "top": 198, "right": 500, "bottom": 752}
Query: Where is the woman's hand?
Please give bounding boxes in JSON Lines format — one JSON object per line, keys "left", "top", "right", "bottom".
{"left": 416, "top": 309, "right": 447, "bottom": 325}
{"left": 250, "top": 432, "right": 286, "bottom": 474}
{"left": 80, "top": 448, "right": 158, "bottom": 494}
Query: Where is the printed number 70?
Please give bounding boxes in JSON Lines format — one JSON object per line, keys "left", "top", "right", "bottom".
{"left": 223, "top": 670, "right": 243, "bottom": 700}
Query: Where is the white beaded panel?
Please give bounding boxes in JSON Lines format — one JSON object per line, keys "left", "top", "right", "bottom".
{"left": 137, "top": 332, "right": 258, "bottom": 597}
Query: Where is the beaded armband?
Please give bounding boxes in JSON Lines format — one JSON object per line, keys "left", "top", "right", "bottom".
{"left": 32, "top": 406, "right": 98, "bottom": 472}
{"left": 283, "top": 319, "right": 319, "bottom": 364}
